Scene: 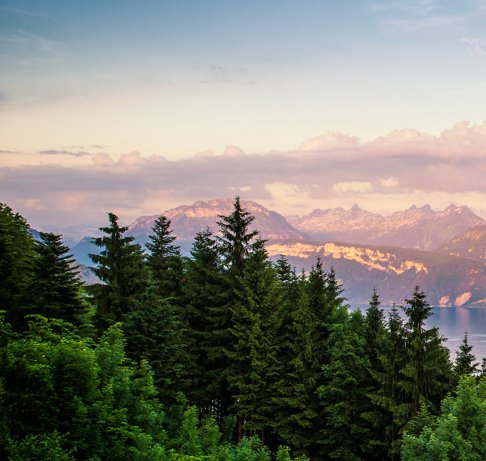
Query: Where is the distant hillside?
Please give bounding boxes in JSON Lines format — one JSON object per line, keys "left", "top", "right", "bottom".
{"left": 76, "top": 263, "right": 100, "bottom": 285}
{"left": 435, "top": 224, "right": 486, "bottom": 260}
{"left": 127, "top": 198, "right": 309, "bottom": 253}
{"left": 71, "top": 236, "right": 100, "bottom": 267}
{"left": 290, "top": 204, "right": 484, "bottom": 250}
{"left": 266, "top": 239, "right": 486, "bottom": 307}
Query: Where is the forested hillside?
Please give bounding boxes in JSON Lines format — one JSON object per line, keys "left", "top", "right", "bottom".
{"left": 1, "top": 198, "right": 485, "bottom": 460}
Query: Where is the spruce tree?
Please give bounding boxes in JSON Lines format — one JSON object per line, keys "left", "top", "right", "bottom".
{"left": 454, "top": 330, "right": 478, "bottom": 377}
{"left": 123, "top": 279, "right": 186, "bottom": 424}
{"left": 273, "top": 259, "right": 347, "bottom": 459}
{"left": 369, "top": 303, "right": 408, "bottom": 461}
{"left": 0, "top": 204, "right": 36, "bottom": 330}
{"left": 361, "top": 289, "right": 388, "bottom": 460}
{"left": 182, "top": 228, "right": 225, "bottom": 412}
{"left": 400, "top": 287, "right": 452, "bottom": 420}
{"left": 89, "top": 212, "right": 146, "bottom": 330}
{"left": 225, "top": 239, "right": 283, "bottom": 444}
{"left": 213, "top": 196, "right": 260, "bottom": 435}
{"left": 30, "top": 232, "right": 87, "bottom": 325}
{"left": 216, "top": 196, "right": 258, "bottom": 276}
{"left": 318, "top": 310, "right": 374, "bottom": 460}
{"left": 145, "top": 216, "right": 183, "bottom": 300}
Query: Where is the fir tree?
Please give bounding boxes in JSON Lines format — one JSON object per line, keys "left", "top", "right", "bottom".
{"left": 182, "top": 228, "right": 225, "bottom": 412}
{"left": 318, "top": 310, "right": 374, "bottom": 460}
{"left": 0, "top": 204, "right": 36, "bottom": 330}
{"left": 30, "top": 232, "right": 87, "bottom": 325}
{"left": 454, "top": 330, "right": 478, "bottom": 377}
{"left": 89, "top": 212, "right": 146, "bottom": 330}
{"left": 400, "top": 287, "right": 453, "bottom": 421}
{"left": 216, "top": 196, "right": 258, "bottom": 276}
{"left": 369, "top": 303, "right": 408, "bottom": 461}
{"left": 273, "top": 260, "right": 347, "bottom": 459}
{"left": 213, "top": 196, "right": 260, "bottom": 435}
{"left": 226, "top": 239, "right": 283, "bottom": 444}
{"left": 145, "top": 215, "right": 183, "bottom": 300}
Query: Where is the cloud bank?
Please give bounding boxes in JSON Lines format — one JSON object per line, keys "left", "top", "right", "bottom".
{"left": 5, "top": 121, "right": 486, "bottom": 229}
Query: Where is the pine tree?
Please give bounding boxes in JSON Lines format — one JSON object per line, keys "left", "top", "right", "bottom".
{"left": 145, "top": 216, "right": 183, "bottom": 300}
{"left": 364, "top": 288, "right": 386, "bottom": 371}
{"left": 361, "top": 289, "right": 388, "bottom": 460}
{"left": 454, "top": 330, "right": 478, "bottom": 377}
{"left": 123, "top": 279, "right": 186, "bottom": 422}
{"left": 213, "top": 196, "right": 260, "bottom": 436}
{"left": 89, "top": 212, "right": 146, "bottom": 330}
{"left": 182, "top": 228, "right": 225, "bottom": 413}
{"left": 273, "top": 259, "right": 347, "bottom": 459}
{"left": 216, "top": 196, "right": 258, "bottom": 276}
{"left": 318, "top": 310, "right": 374, "bottom": 460}
{"left": 369, "top": 303, "right": 408, "bottom": 461}
{"left": 0, "top": 204, "right": 36, "bottom": 330}
{"left": 400, "top": 287, "right": 453, "bottom": 421}
{"left": 226, "top": 239, "right": 283, "bottom": 444}
{"left": 29, "top": 233, "right": 87, "bottom": 325}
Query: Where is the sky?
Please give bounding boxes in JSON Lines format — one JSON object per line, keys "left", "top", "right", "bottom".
{"left": 2, "top": 0, "right": 486, "bottom": 230}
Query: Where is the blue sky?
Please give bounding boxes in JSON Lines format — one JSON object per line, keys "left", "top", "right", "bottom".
{"left": 2, "top": 1, "right": 486, "bottom": 227}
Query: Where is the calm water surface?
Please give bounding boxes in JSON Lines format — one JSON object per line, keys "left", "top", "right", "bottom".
{"left": 353, "top": 305, "right": 486, "bottom": 361}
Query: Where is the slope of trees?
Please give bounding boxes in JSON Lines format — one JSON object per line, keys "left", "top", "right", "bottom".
{"left": 0, "top": 197, "right": 476, "bottom": 461}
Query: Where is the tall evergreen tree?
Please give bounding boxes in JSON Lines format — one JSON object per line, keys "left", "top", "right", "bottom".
{"left": 213, "top": 197, "right": 260, "bottom": 434}
{"left": 369, "top": 304, "right": 408, "bottom": 461}
{"left": 30, "top": 232, "right": 87, "bottom": 325}
{"left": 318, "top": 309, "right": 375, "bottom": 460}
{"left": 216, "top": 196, "right": 258, "bottom": 276}
{"left": 145, "top": 216, "right": 183, "bottom": 300}
{"left": 400, "top": 287, "right": 452, "bottom": 421}
{"left": 454, "top": 330, "right": 478, "bottom": 377}
{"left": 361, "top": 289, "right": 388, "bottom": 460}
{"left": 226, "top": 239, "right": 283, "bottom": 444}
{"left": 364, "top": 288, "right": 386, "bottom": 371}
{"left": 89, "top": 212, "right": 146, "bottom": 330}
{"left": 182, "top": 228, "right": 225, "bottom": 413}
{"left": 273, "top": 259, "right": 347, "bottom": 459}
{"left": 123, "top": 279, "right": 186, "bottom": 433}
{"left": 0, "top": 204, "right": 36, "bottom": 330}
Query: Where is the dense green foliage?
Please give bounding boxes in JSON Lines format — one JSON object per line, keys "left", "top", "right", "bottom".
{"left": 0, "top": 198, "right": 478, "bottom": 460}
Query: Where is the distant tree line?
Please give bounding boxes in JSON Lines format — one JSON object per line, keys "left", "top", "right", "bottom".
{"left": 0, "top": 198, "right": 485, "bottom": 460}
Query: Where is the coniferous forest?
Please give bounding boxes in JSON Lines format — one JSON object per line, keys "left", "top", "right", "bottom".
{"left": 1, "top": 197, "right": 486, "bottom": 461}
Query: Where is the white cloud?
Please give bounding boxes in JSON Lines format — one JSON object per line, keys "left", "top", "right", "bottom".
{"left": 380, "top": 177, "right": 399, "bottom": 187}
{"left": 332, "top": 181, "right": 373, "bottom": 194}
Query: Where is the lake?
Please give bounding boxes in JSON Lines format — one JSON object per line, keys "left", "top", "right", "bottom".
{"left": 353, "top": 305, "right": 486, "bottom": 363}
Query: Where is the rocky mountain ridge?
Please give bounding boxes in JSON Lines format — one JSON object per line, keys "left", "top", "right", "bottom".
{"left": 127, "top": 198, "right": 309, "bottom": 251}
{"left": 266, "top": 239, "right": 486, "bottom": 307}
{"left": 289, "top": 204, "right": 484, "bottom": 250}
{"left": 436, "top": 224, "right": 486, "bottom": 260}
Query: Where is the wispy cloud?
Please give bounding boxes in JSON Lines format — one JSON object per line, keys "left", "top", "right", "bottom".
{"left": 370, "top": 1, "right": 437, "bottom": 14}
{"left": 39, "top": 149, "right": 93, "bottom": 157}
{"left": 0, "top": 150, "right": 23, "bottom": 154}
{"left": 460, "top": 38, "right": 486, "bottom": 55}
{"left": 0, "top": 30, "right": 68, "bottom": 65}
{"left": 371, "top": 0, "right": 468, "bottom": 33}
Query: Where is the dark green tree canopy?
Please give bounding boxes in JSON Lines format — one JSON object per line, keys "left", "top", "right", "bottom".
{"left": 89, "top": 212, "right": 146, "bottom": 329}
{"left": 216, "top": 196, "right": 259, "bottom": 275}
{"left": 30, "top": 232, "right": 86, "bottom": 325}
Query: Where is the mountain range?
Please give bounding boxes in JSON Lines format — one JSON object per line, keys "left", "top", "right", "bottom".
{"left": 288, "top": 204, "right": 484, "bottom": 250}
{"left": 57, "top": 198, "right": 486, "bottom": 307}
